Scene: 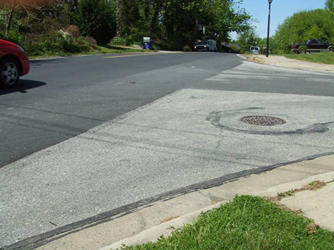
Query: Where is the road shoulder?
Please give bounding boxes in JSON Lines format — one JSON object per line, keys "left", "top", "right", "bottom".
{"left": 247, "top": 54, "right": 334, "bottom": 73}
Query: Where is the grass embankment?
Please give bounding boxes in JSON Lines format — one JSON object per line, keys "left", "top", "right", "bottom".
{"left": 29, "top": 44, "right": 146, "bottom": 59}
{"left": 283, "top": 53, "right": 334, "bottom": 65}
{"left": 120, "top": 195, "right": 334, "bottom": 250}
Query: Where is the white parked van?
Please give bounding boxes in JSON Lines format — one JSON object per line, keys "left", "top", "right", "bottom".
{"left": 195, "top": 39, "right": 217, "bottom": 51}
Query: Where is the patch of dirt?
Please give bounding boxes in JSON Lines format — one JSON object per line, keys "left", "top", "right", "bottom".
{"left": 307, "top": 223, "right": 320, "bottom": 234}
{"left": 161, "top": 216, "right": 179, "bottom": 224}
{"left": 264, "top": 180, "right": 328, "bottom": 202}
{"left": 247, "top": 55, "right": 334, "bottom": 73}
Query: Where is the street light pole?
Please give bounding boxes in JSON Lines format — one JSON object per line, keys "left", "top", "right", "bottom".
{"left": 266, "top": 0, "right": 273, "bottom": 57}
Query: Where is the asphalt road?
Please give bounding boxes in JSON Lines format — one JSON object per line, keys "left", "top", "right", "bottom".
{"left": 1, "top": 52, "right": 334, "bottom": 248}
{"left": 0, "top": 52, "right": 241, "bottom": 168}
{"left": 1, "top": 52, "right": 334, "bottom": 168}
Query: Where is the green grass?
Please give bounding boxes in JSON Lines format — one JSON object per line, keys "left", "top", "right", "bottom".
{"left": 119, "top": 196, "right": 334, "bottom": 250}
{"left": 283, "top": 53, "right": 334, "bottom": 65}
{"left": 29, "top": 44, "right": 146, "bottom": 59}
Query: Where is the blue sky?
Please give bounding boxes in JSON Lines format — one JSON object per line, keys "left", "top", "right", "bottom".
{"left": 230, "top": 0, "right": 328, "bottom": 40}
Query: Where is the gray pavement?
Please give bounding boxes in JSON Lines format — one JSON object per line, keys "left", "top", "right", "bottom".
{"left": 1, "top": 87, "right": 334, "bottom": 248}
{"left": 196, "top": 60, "right": 334, "bottom": 96}
{"left": 33, "top": 155, "right": 334, "bottom": 250}
{"left": 0, "top": 52, "right": 241, "bottom": 168}
{"left": 2, "top": 55, "right": 334, "bottom": 249}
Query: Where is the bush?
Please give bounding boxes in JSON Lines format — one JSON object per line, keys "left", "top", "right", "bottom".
{"left": 110, "top": 37, "right": 127, "bottom": 46}
{"left": 67, "top": 25, "right": 80, "bottom": 38}
{"left": 21, "top": 29, "right": 92, "bottom": 56}
{"left": 183, "top": 45, "right": 191, "bottom": 52}
{"left": 85, "top": 36, "right": 97, "bottom": 48}
{"left": 62, "top": 35, "right": 90, "bottom": 53}
{"left": 0, "top": 30, "right": 23, "bottom": 44}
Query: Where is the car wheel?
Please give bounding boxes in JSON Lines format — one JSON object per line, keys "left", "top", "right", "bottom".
{"left": 0, "top": 57, "right": 20, "bottom": 88}
{"left": 330, "top": 48, "right": 333, "bottom": 53}
{"left": 300, "top": 48, "right": 307, "bottom": 54}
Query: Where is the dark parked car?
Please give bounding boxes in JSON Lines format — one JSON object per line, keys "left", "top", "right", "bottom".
{"left": 0, "top": 39, "right": 30, "bottom": 87}
{"left": 292, "top": 39, "right": 333, "bottom": 54}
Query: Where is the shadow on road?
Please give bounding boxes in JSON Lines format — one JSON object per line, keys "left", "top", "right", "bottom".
{"left": 98, "top": 44, "right": 142, "bottom": 51}
{"left": 0, "top": 80, "right": 46, "bottom": 95}
{"left": 29, "top": 58, "right": 64, "bottom": 68}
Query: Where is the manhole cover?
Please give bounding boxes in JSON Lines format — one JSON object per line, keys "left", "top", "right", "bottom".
{"left": 241, "top": 116, "right": 286, "bottom": 126}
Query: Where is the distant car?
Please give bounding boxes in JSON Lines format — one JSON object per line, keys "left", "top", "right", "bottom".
{"left": 195, "top": 39, "right": 217, "bottom": 51}
{"left": 0, "top": 39, "right": 30, "bottom": 88}
{"left": 250, "top": 46, "right": 260, "bottom": 54}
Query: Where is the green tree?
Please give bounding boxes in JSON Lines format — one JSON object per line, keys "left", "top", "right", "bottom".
{"left": 272, "top": 9, "right": 334, "bottom": 53}
{"left": 74, "top": 0, "right": 117, "bottom": 43}
{"left": 116, "top": 0, "right": 251, "bottom": 50}
{"left": 326, "top": 0, "right": 334, "bottom": 11}
{"left": 236, "top": 28, "right": 259, "bottom": 52}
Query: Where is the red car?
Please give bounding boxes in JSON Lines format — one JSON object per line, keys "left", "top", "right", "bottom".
{"left": 0, "top": 39, "right": 30, "bottom": 88}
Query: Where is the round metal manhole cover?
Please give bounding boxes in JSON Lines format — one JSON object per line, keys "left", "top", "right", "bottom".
{"left": 240, "top": 116, "right": 286, "bottom": 126}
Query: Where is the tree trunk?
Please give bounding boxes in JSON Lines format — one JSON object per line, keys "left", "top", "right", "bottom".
{"left": 6, "top": 3, "right": 16, "bottom": 35}
{"left": 149, "top": 9, "right": 158, "bottom": 38}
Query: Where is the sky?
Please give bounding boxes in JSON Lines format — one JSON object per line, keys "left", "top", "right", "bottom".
{"left": 230, "top": 0, "right": 328, "bottom": 40}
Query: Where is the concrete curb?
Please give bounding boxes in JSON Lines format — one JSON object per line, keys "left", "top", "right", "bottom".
{"left": 99, "top": 202, "right": 226, "bottom": 250}
{"left": 100, "top": 170, "right": 334, "bottom": 250}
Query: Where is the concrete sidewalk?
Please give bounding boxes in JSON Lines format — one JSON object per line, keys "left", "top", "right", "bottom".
{"left": 35, "top": 155, "right": 334, "bottom": 250}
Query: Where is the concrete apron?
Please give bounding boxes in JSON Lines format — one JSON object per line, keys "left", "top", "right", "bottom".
{"left": 2, "top": 89, "right": 334, "bottom": 249}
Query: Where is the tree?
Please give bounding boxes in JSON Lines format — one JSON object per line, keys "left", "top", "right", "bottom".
{"left": 272, "top": 9, "right": 334, "bottom": 53}
{"left": 326, "top": 0, "right": 334, "bottom": 11}
{"left": 116, "top": 0, "right": 251, "bottom": 50}
{"left": 236, "top": 28, "right": 259, "bottom": 52}
{"left": 74, "top": 0, "right": 117, "bottom": 43}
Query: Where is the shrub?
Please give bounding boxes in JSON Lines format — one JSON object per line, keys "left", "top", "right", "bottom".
{"left": 67, "top": 25, "right": 80, "bottom": 38}
{"left": 1, "top": 30, "right": 23, "bottom": 44}
{"left": 85, "top": 36, "right": 97, "bottom": 48}
{"left": 62, "top": 36, "right": 90, "bottom": 53}
{"left": 183, "top": 45, "right": 191, "bottom": 52}
{"left": 109, "top": 37, "right": 127, "bottom": 46}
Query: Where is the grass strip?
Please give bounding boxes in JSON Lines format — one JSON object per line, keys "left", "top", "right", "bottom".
{"left": 119, "top": 195, "right": 334, "bottom": 250}
{"left": 283, "top": 53, "right": 334, "bottom": 65}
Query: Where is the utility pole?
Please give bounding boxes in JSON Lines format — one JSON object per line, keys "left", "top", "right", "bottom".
{"left": 266, "top": 0, "right": 273, "bottom": 57}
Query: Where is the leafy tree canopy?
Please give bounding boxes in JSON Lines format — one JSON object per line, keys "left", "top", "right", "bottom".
{"left": 326, "top": 0, "right": 334, "bottom": 11}
{"left": 117, "top": 0, "right": 252, "bottom": 50}
{"left": 272, "top": 8, "right": 334, "bottom": 53}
